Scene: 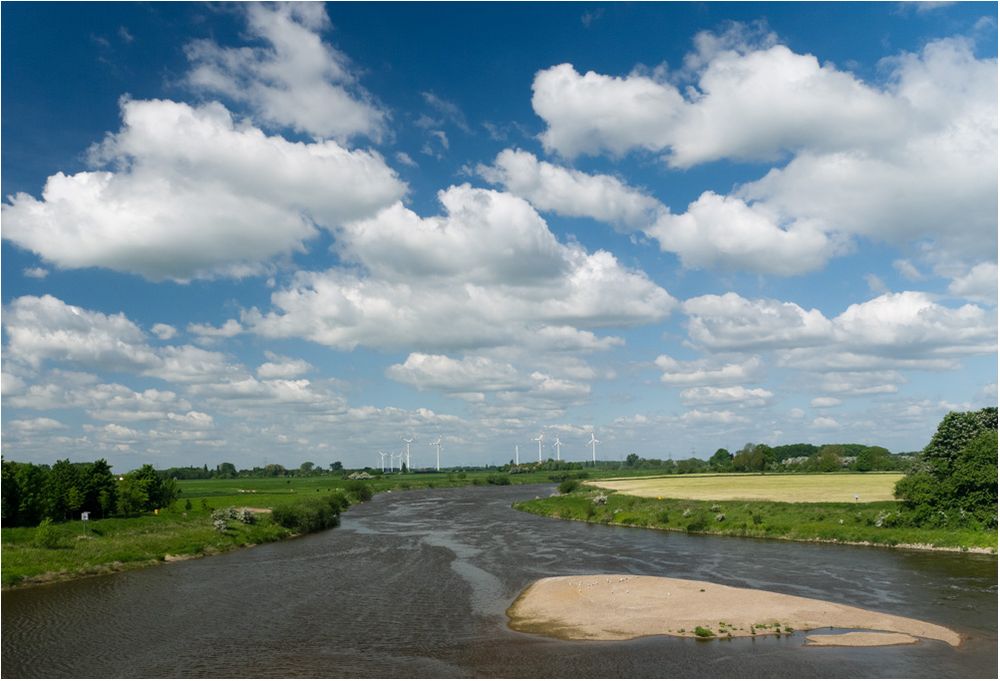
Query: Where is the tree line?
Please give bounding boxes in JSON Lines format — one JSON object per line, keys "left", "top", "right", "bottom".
{"left": 1, "top": 460, "right": 178, "bottom": 527}
{"left": 616, "top": 442, "right": 910, "bottom": 474}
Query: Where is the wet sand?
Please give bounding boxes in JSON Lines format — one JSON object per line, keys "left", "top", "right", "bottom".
{"left": 507, "top": 575, "right": 960, "bottom": 647}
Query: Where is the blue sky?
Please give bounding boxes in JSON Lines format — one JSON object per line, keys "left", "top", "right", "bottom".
{"left": 2, "top": 2, "right": 997, "bottom": 471}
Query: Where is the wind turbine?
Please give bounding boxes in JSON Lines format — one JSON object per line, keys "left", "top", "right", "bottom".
{"left": 533, "top": 432, "right": 544, "bottom": 462}
{"left": 402, "top": 437, "right": 413, "bottom": 470}
{"left": 515, "top": 444, "right": 519, "bottom": 466}
{"left": 378, "top": 450, "right": 388, "bottom": 473}
{"left": 431, "top": 436, "right": 442, "bottom": 471}
{"left": 588, "top": 433, "right": 600, "bottom": 464}
{"left": 553, "top": 436, "right": 562, "bottom": 461}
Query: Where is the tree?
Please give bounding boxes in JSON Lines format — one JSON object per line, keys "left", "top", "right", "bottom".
{"left": 895, "top": 407, "right": 998, "bottom": 527}
{"left": 708, "top": 448, "right": 733, "bottom": 472}
{"left": 854, "top": 446, "right": 891, "bottom": 472}
{"left": 732, "top": 443, "right": 774, "bottom": 473}
{"left": 116, "top": 477, "right": 148, "bottom": 516}
{"left": 625, "top": 453, "right": 640, "bottom": 467}
{"left": 81, "top": 459, "right": 116, "bottom": 518}
{"left": 920, "top": 408, "right": 997, "bottom": 480}
{"left": 47, "top": 459, "right": 81, "bottom": 521}
{"left": 948, "top": 430, "right": 998, "bottom": 524}
{"left": 330, "top": 461, "right": 343, "bottom": 471}
{"left": 299, "top": 461, "right": 315, "bottom": 476}
{"left": 808, "top": 445, "right": 843, "bottom": 472}
{"left": 216, "top": 462, "right": 237, "bottom": 479}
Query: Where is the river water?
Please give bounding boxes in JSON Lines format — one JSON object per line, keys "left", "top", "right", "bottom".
{"left": 2, "top": 485, "right": 996, "bottom": 678}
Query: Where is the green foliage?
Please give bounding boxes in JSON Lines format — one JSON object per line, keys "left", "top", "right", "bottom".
{"left": 694, "top": 626, "right": 715, "bottom": 638}
{"left": 33, "top": 519, "right": 65, "bottom": 549}
{"left": 485, "top": 473, "right": 511, "bottom": 485}
{"left": 685, "top": 512, "right": 710, "bottom": 532}
{"left": 772, "top": 443, "right": 819, "bottom": 461}
{"left": 558, "top": 479, "right": 581, "bottom": 494}
{"left": 116, "top": 477, "right": 149, "bottom": 517}
{"left": 732, "top": 443, "right": 775, "bottom": 472}
{"left": 895, "top": 407, "right": 998, "bottom": 528}
{"left": 271, "top": 495, "right": 343, "bottom": 533}
{"left": 708, "top": 448, "right": 733, "bottom": 472}
{"left": 854, "top": 446, "right": 891, "bottom": 472}
{"left": 808, "top": 446, "right": 843, "bottom": 472}
{"left": 343, "top": 480, "right": 373, "bottom": 502}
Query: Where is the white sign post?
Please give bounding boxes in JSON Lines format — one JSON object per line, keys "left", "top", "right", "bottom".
{"left": 81, "top": 511, "right": 89, "bottom": 532}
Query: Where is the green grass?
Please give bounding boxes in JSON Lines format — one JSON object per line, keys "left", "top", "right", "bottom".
{"left": 513, "top": 490, "right": 997, "bottom": 552}
{"left": 1, "top": 510, "right": 290, "bottom": 588}
{"left": 595, "top": 472, "right": 904, "bottom": 503}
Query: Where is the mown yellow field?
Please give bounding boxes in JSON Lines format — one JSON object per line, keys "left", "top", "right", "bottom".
{"left": 593, "top": 472, "right": 904, "bottom": 503}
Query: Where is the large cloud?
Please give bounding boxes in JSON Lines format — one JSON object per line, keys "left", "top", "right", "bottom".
{"left": 3, "top": 295, "right": 159, "bottom": 371}
{"left": 647, "top": 192, "right": 838, "bottom": 275}
{"left": 532, "top": 32, "right": 997, "bottom": 273}
{"left": 2, "top": 99, "right": 405, "bottom": 281}
{"left": 247, "top": 185, "right": 676, "bottom": 352}
{"left": 684, "top": 290, "right": 996, "bottom": 359}
{"left": 185, "top": 3, "right": 385, "bottom": 141}
{"left": 683, "top": 293, "right": 833, "bottom": 351}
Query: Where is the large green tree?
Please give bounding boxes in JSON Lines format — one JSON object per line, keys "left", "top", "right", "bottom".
{"left": 895, "top": 407, "right": 998, "bottom": 527}
{"left": 708, "top": 448, "right": 733, "bottom": 471}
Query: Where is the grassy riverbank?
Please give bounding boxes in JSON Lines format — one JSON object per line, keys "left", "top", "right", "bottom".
{"left": 2, "top": 466, "right": 675, "bottom": 588}
{"left": 513, "top": 488, "right": 997, "bottom": 552}
{"left": 1, "top": 510, "right": 291, "bottom": 587}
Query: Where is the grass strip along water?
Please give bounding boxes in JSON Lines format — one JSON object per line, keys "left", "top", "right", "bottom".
{"left": 513, "top": 481, "right": 997, "bottom": 553}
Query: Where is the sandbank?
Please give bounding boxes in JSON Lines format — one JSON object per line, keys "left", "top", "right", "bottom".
{"left": 507, "top": 575, "right": 960, "bottom": 647}
{"left": 805, "top": 632, "right": 918, "bottom": 646}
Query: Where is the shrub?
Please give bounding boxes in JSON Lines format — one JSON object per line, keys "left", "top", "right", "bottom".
{"left": 685, "top": 513, "right": 709, "bottom": 532}
{"left": 558, "top": 479, "right": 581, "bottom": 494}
{"left": 694, "top": 626, "right": 715, "bottom": 638}
{"left": 486, "top": 473, "right": 511, "bottom": 486}
{"left": 656, "top": 510, "right": 670, "bottom": 524}
{"left": 271, "top": 495, "right": 343, "bottom": 533}
{"left": 33, "top": 519, "right": 64, "bottom": 549}
{"left": 343, "top": 480, "right": 373, "bottom": 502}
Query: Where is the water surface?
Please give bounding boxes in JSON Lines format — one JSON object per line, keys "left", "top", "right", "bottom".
{"left": 3, "top": 485, "right": 996, "bottom": 677}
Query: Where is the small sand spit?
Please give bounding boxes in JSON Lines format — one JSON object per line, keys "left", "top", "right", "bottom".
{"left": 806, "top": 632, "right": 918, "bottom": 647}
{"left": 507, "top": 574, "right": 960, "bottom": 647}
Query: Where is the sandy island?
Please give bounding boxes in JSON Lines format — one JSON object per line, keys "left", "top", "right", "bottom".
{"left": 507, "top": 575, "right": 960, "bottom": 647}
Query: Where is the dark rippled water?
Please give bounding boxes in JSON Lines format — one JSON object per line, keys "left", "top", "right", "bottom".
{"left": 2, "top": 485, "right": 996, "bottom": 678}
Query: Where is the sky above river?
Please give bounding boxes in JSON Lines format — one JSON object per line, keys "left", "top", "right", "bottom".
{"left": 2, "top": 2, "right": 997, "bottom": 471}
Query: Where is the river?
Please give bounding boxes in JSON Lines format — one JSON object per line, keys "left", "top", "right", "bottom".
{"left": 2, "top": 485, "right": 996, "bottom": 677}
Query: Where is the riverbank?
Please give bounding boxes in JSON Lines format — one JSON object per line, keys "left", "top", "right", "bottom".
{"left": 1, "top": 466, "right": 675, "bottom": 589}
{"left": 1, "top": 508, "right": 292, "bottom": 589}
{"left": 507, "top": 574, "right": 961, "bottom": 646}
{"left": 513, "top": 490, "right": 997, "bottom": 553}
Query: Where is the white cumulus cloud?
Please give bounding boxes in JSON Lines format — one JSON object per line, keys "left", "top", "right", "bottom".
{"left": 2, "top": 98, "right": 405, "bottom": 281}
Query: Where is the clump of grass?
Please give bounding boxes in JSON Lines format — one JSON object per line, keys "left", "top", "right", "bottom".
{"left": 694, "top": 626, "right": 715, "bottom": 638}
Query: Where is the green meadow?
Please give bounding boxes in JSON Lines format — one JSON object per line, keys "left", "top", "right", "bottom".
{"left": 513, "top": 484, "right": 997, "bottom": 552}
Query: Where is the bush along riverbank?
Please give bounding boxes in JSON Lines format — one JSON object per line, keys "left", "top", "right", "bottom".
{"left": 513, "top": 489, "right": 997, "bottom": 553}
{"left": 1, "top": 484, "right": 374, "bottom": 589}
